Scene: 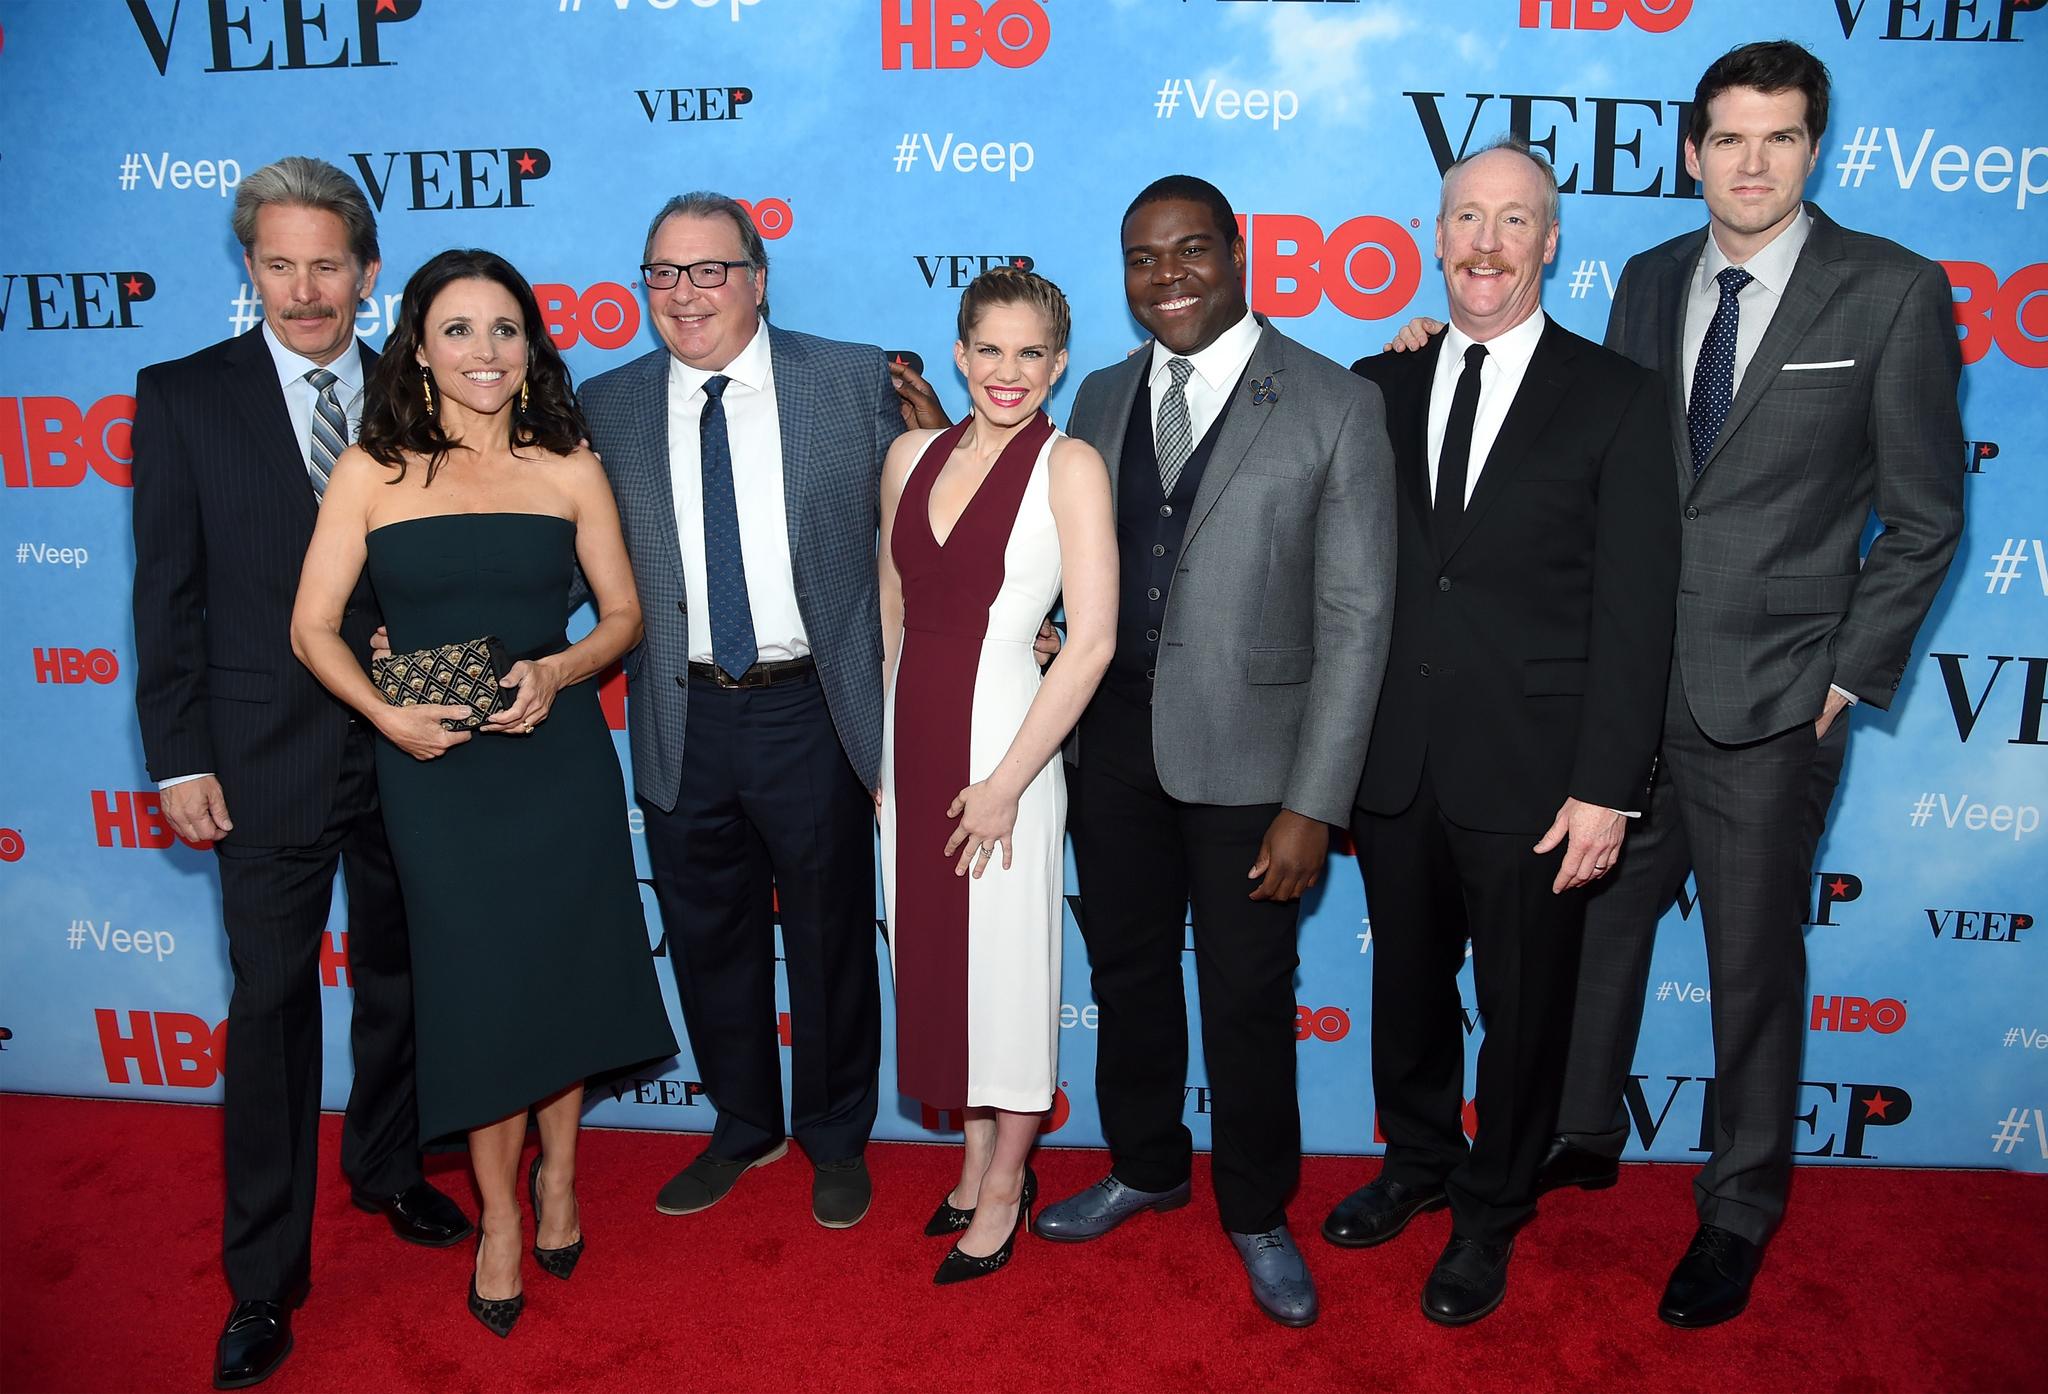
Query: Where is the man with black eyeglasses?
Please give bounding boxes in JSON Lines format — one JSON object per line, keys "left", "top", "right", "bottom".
{"left": 580, "top": 191, "right": 905, "bottom": 1230}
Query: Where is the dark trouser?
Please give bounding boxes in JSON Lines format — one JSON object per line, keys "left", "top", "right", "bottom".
{"left": 213, "top": 727, "right": 421, "bottom": 1303}
{"left": 1354, "top": 762, "right": 1589, "bottom": 1246}
{"left": 1070, "top": 688, "right": 1302, "bottom": 1236}
{"left": 1557, "top": 677, "right": 1848, "bottom": 1246}
{"left": 641, "top": 670, "right": 880, "bottom": 1165}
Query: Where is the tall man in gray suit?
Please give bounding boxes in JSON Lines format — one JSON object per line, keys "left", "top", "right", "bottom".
{"left": 1033, "top": 176, "right": 1396, "bottom": 1328}
{"left": 579, "top": 193, "right": 904, "bottom": 1230}
{"left": 1539, "top": 42, "right": 1965, "bottom": 1327}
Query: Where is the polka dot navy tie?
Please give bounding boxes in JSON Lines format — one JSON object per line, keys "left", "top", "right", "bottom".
{"left": 1686, "top": 265, "right": 1754, "bottom": 478}
{"left": 698, "top": 374, "right": 758, "bottom": 681}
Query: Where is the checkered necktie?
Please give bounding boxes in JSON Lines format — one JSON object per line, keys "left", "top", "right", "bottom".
{"left": 1686, "top": 266, "right": 1754, "bottom": 478}
{"left": 698, "top": 374, "right": 759, "bottom": 681}
{"left": 304, "top": 368, "right": 348, "bottom": 500}
{"left": 1155, "top": 356, "right": 1196, "bottom": 496}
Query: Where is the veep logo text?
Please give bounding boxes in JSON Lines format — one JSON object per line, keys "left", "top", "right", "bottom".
{"left": 1829, "top": 0, "right": 2044, "bottom": 41}
{"left": 1, "top": 397, "right": 137, "bottom": 489}
{"left": 33, "top": 649, "right": 119, "bottom": 685}
{"left": 916, "top": 254, "right": 1034, "bottom": 289}
{"left": 1519, "top": 0, "right": 1693, "bottom": 31}
{"left": 127, "top": 0, "right": 422, "bottom": 74}
{"left": 883, "top": 0, "right": 1049, "bottom": 69}
{"left": 1, "top": 273, "right": 157, "bottom": 331}
{"left": 1408, "top": 93, "right": 1702, "bottom": 201}
{"left": 1926, "top": 908, "right": 2034, "bottom": 942}
{"left": 1928, "top": 653, "right": 2048, "bottom": 744}
{"left": 348, "top": 149, "right": 552, "bottom": 211}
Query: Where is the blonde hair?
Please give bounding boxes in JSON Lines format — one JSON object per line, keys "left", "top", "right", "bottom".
{"left": 957, "top": 265, "right": 1071, "bottom": 352}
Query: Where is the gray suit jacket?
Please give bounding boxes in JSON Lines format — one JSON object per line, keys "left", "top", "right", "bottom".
{"left": 580, "top": 325, "right": 905, "bottom": 810}
{"left": 1605, "top": 203, "right": 1964, "bottom": 743}
{"left": 1066, "top": 318, "right": 1397, "bottom": 826}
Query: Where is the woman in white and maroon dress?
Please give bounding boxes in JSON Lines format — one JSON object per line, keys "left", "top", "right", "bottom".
{"left": 878, "top": 268, "right": 1116, "bottom": 1285}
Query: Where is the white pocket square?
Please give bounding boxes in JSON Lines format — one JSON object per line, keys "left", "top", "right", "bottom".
{"left": 1781, "top": 359, "right": 1856, "bottom": 371}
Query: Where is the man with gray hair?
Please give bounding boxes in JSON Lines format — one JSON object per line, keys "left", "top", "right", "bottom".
{"left": 132, "top": 156, "right": 469, "bottom": 1391}
{"left": 579, "top": 193, "right": 904, "bottom": 1229}
{"left": 1322, "top": 137, "right": 1678, "bottom": 1324}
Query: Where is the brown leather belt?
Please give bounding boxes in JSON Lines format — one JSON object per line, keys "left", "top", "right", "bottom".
{"left": 686, "top": 656, "right": 816, "bottom": 689}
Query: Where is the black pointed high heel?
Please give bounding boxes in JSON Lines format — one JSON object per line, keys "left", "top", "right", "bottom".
{"left": 529, "top": 1153, "right": 585, "bottom": 1281}
{"left": 933, "top": 1169, "right": 1035, "bottom": 1286}
{"left": 468, "top": 1235, "right": 524, "bottom": 1337}
{"left": 925, "top": 1163, "right": 1037, "bottom": 1237}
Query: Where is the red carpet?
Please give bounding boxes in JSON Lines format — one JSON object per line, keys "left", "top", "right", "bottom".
{"left": 3, "top": 1094, "right": 2043, "bottom": 1393}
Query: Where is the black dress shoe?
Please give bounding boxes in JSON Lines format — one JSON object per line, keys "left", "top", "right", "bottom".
{"left": 813, "top": 1154, "right": 873, "bottom": 1229}
{"left": 1533, "top": 1136, "right": 1620, "bottom": 1198}
{"left": 468, "top": 1274, "right": 524, "bottom": 1339}
{"left": 1422, "top": 1235, "right": 1514, "bottom": 1327}
{"left": 1322, "top": 1175, "right": 1448, "bottom": 1249}
{"left": 352, "top": 1179, "right": 474, "bottom": 1248}
{"left": 1659, "top": 1225, "right": 1763, "bottom": 1328}
{"left": 213, "top": 1300, "right": 292, "bottom": 1390}
{"left": 935, "top": 1179, "right": 1032, "bottom": 1285}
{"left": 528, "top": 1153, "right": 584, "bottom": 1281}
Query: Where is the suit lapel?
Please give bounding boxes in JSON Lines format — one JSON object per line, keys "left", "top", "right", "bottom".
{"left": 1698, "top": 205, "right": 1844, "bottom": 480}
{"left": 1443, "top": 319, "right": 1574, "bottom": 563}
{"left": 221, "top": 327, "right": 318, "bottom": 523}
{"left": 1396, "top": 336, "right": 1444, "bottom": 547}
{"left": 1656, "top": 235, "right": 1699, "bottom": 484}
{"left": 1094, "top": 346, "right": 1149, "bottom": 502}
{"left": 1183, "top": 321, "right": 1285, "bottom": 549}
{"left": 633, "top": 349, "right": 687, "bottom": 590}
{"left": 769, "top": 326, "right": 813, "bottom": 560}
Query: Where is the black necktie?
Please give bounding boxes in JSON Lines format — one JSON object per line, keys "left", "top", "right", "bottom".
{"left": 1687, "top": 265, "right": 1754, "bottom": 478}
{"left": 1435, "top": 343, "right": 1487, "bottom": 549}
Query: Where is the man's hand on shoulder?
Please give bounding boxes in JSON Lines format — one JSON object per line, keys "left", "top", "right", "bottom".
{"left": 890, "top": 359, "right": 952, "bottom": 431}
{"left": 1248, "top": 809, "right": 1328, "bottom": 902}
{"left": 162, "top": 776, "right": 232, "bottom": 843}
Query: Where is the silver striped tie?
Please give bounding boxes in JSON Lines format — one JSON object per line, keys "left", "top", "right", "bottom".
{"left": 1155, "top": 356, "right": 1196, "bottom": 496}
{"left": 305, "top": 367, "right": 348, "bottom": 500}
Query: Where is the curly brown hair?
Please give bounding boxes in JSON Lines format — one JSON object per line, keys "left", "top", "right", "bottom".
{"left": 358, "top": 248, "right": 586, "bottom": 485}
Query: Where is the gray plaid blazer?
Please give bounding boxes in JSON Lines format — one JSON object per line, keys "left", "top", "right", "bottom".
{"left": 1066, "top": 318, "right": 1397, "bottom": 826}
{"left": 580, "top": 325, "right": 905, "bottom": 811}
{"left": 1605, "top": 204, "right": 1964, "bottom": 743}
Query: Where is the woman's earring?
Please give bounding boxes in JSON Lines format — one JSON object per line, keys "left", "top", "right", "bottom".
{"left": 420, "top": 367, "right": 434, "bottom": 417}
{"left": 519, "top": 380, "right": 529, "bottom": 412}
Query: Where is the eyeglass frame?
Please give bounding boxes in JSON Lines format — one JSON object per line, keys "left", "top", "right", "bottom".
{"left": 640, "top": 259, "right": 755, "bottom": 291}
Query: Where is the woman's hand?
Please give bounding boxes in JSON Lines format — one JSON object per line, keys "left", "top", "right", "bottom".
{"left": 483, "top": 656, "right": 565, "bottom": 734}
{"left": 377, "top": 703, "right": 475, "bottom": 760}
{"left": 1033, "top": 619, "right": 1062, "bottom": 667}
{"left": 944, "top": 779, "right": 1021, "bottom": 878}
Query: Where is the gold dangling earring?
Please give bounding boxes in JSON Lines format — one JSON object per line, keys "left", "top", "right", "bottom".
{"left": 519, "top": 380, "right": 529, "bottom": 413}
{"left": 420, "top": 366, "right": 434, "bottom": 417}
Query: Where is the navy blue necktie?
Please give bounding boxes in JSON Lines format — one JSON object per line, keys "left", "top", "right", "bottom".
{"left": 698, "top": 374, "right": 758, "bottom": 680}
{"left": 1687, "top": 265, "right": 1754, "bottom": 478}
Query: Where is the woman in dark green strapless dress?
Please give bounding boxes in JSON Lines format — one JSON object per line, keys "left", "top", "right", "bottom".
{"left": 291, "top": 249, "right": 675, "bottom": 1338}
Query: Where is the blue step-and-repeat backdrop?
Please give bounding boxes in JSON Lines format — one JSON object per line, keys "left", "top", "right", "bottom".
{"left": 1, "top": 0, "right": 2043, "bottom": 1172}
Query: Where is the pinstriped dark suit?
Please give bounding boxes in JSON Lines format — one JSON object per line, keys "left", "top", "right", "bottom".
{"left": 132, "top": 327, "right": 422, "bottom": 1301}
{"left": 582, "top": 325, "right": 904, "bottom": 1163}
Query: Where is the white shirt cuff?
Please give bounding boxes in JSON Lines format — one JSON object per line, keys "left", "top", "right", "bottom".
{"left": 1613, "top": 808, "right": 1641, "bottom": 819}
{"left": 1830, "top": 684, "right": 1860, "bottom": 706}
{"left": 157, "top": 773, "right": 213, "bottom": 789}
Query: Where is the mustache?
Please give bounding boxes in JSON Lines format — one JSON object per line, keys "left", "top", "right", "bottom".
{"left": 1453, "top": 256, "right": 1516, "bottom": 274}
{"left": 277, "top": 302, "right": 341, "bottom": 321}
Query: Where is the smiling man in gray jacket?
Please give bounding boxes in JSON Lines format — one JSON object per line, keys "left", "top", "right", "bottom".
{"left": 1032, "top": 175, "right": 1396, "bottom": 1329}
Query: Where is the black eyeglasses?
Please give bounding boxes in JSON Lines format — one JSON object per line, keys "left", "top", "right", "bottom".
{"left": 640, "top": 260, "right": 752, "bottom": 291}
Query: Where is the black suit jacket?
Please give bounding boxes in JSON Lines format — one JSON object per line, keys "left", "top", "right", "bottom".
{"left": 132, "top": 327, "right": 382, "bottom": 847}
{"left": 1352, "top": 317, "right": 1679, "bottom": 835}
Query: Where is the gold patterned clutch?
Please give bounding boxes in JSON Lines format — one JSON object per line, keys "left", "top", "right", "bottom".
{"left": 370, "top": 636, "right": 517, "bottom": 730}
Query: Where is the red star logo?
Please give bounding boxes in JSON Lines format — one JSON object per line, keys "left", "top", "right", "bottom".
{"left": 515, "top": 151, "right": 537, "bottom": 175}
{"left": 375, "top": 0, "right": 397, "bottom": 13}
{"left": 1862, "top": 1091, "right": 1893, "bottom": 1120}
{"left": 1827, "top": 878, "right": 1850, "bottom": 898}
{"left": 122, "top": 276, "right": 144, "bottom": 297}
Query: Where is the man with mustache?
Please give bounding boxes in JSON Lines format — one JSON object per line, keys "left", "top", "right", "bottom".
{"left": 132, "top": 157, "right": 471, "bottom": 1391}
{"left": 1033, "top": 176, "right": 1395, "bottom": 1328}
{"left": 1327, "top": 138, "right": 1677, "bottom": 1325}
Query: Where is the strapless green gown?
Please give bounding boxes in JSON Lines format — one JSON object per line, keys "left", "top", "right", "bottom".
{"left": 366, "top": 512, "right": 677, "bottom": 1141}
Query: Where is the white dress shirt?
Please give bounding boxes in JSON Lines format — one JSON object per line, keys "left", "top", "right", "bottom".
{"left": 1427, "top": 308, "right": 1548, "bottom": 505}
{"left": 1679, "top": 212, "right": 1856, "bottom": 708}
{"left": 666, "top": 323, "right": 809, "bottom": 665}
{"left": 262, "top": 321, "right": 368, "bottom": 465}
{"left": 159, "top": 326, "right": 369, "bottom": 790}
{"left": 1680, "top": 210, "right": 1810, "bottom": 408}
{"left": 1148, "top": 307, "right": 1263, "bottom": 451}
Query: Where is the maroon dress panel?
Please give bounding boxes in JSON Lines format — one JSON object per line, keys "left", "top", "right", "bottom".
{"left": 890, "top": 410, "right": 1056, "bottom": 1109}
